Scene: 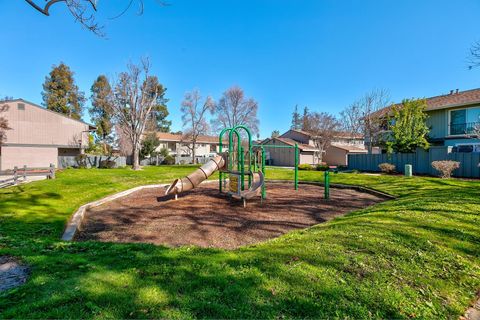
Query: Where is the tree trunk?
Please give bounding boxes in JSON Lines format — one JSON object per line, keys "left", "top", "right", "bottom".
{"left": 191, "top": 141, "right": 196, "bottom": 164}
{"left": 132, "top": 144, "right": 140, "bottom": 170}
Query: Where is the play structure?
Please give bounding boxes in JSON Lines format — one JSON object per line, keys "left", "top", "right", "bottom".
{"left": 166, "top": 125, "right": 301, "bottom": 206}
{"left": 166, "top": 125, "right": 265, "bottom": 206}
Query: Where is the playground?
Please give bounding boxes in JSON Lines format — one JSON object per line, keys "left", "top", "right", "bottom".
{"left": 75, "top": 182, "right": 384, "bottom": 248}
{"left": 75, "top": 125, "right": 385, "bottom": 248}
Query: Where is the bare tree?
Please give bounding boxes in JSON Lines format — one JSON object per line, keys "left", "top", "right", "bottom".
{"left": 342, "top": 89, "right": 390, "bottom": 153}
{"left": 468, "top": 41, "right": 480, "bottom": 69}
{"left": 360, "top": 89, "right": 390, "bottom": 153}
{"left": 25, "top": 0, "right": 103, "bottom": 35}
{"left": 24, "top": 0, "right": 168, "bottom": 36}
{"left": 111, "top": 58, "right": 163, "bottom": 170}
{"left": 303, "top": 112, "right": 340, "bottom": 164}
{"left": 339, "top": 101, "right": 363, "bottom": 138}
{"left": 0, "top": 102, "right": 11, "bottom": 144}
{"left": 181, "top": 89, "right": 215, "bottom": 163}
{"left": 212, "top": 86, "right": 259, "bottom": 135}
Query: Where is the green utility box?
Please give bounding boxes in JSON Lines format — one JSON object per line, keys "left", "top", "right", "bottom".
{"left": 405, "top": 164, "right": 413, "bottom": 177}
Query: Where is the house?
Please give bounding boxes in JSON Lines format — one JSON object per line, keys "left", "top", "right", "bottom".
{"left": 260, "top": 129, "right": 366, "bottom": 166}
{"left": 155, "top": 132, "right": 226, "bottom": 157}
{"left": 260, "top": 136, "right": 318, "bottom": 166}
{"left": 372, "top": 88, "right": 480, "bottom": 150}
{"left": 323, "top": 144, "right": 368, "bottom": 166}
{"left": 0, "top": 99, "right": 95, "bottom": 170}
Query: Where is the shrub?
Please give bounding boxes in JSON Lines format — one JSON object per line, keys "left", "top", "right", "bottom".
{"left": 298, "top": 164, "right": 314, "bottom": 170}
{"left": 99, "top": 160, "right": 116, "bottom": 169}
{"left": 431, "top": 160, "right": 460, "bottom": 178}
{"left": 162, "top": 155, "right": 175, "bottom": 165}
{"left": 378, "top": 163, "right": 396, "bottom": 174}
{"left": 75, "top": 154, "right": 88, "bottom": 169}
{"left": 316, "top": 164, "right": 330, "bottom": 171}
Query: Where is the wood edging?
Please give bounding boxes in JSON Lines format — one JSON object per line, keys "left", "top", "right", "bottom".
{"left": 61, "top": 180, "right": 218, "bottom": 241}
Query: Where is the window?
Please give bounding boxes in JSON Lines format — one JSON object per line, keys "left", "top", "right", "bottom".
{"left": 17, "top": 103, "right": 25, "bottom": 110}
{"left": 449, "top": 106, "right": 480, "bottom": 135}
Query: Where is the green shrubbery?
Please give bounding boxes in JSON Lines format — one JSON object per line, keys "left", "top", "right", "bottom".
{"left": 316, "top": 164, "right": 330, "bottom": 171}
{"left": 162, "top": 155, "right": 175, "bottom": 165}
{"left": 99, "top": 160, "right": 116, "bottom": 169}
{"left": 298, "top": 164, "right": 314, "bottom": 170}
{"left": 299, "top": 163, "right": 333, "bottom": 171}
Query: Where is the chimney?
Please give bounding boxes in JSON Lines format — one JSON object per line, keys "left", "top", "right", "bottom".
{"left": 450, "top": 90, "right": 454, "bottom": 95}
{"left": 456, "top": 89, "right": 459, "bottom": 94}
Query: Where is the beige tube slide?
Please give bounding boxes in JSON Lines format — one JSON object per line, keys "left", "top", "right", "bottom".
{"left": 165, "top": 155, "right": 225, "bottom": 195}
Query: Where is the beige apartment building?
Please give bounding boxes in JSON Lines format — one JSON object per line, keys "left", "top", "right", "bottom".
{"left": 155, "top": 132, "right": 226, "bottom": 157}
{"left": 0, "top": 99, "right": 95, "bottom": 170}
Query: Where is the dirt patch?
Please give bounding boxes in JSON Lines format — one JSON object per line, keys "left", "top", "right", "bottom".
{"left": 0, "top": 256, "right": 29, "bottom": 292}
{"left": 76, "top": 182, "right": 385, "bottom": 249}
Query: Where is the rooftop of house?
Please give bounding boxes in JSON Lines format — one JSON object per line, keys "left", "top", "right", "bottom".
{"left": 260, "top": 137, "right": 318, "bottom": 151}
{"left": 372, "top": 87, "right": 480, "bottom": 118}
{"left": 2, "top": 98, "right": 96, "bottom": 130}
{"left": 284, "top": 129, "right": 364, "bottom": 140}
{"left": 156, "top": 132, "right": 225, "bottom": 144}
{"left": 330, "top": 144, "right": 368, "bottom": 152}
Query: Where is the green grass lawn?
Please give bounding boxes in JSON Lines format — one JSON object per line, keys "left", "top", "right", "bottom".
{"left": 0, "top": 166, "right": 479, "bottom": 319}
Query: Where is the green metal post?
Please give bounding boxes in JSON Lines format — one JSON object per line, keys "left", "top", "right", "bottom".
{"left": 294, "top": 143, "right": 299, "bottom": 190}
{"left": 324, "top": 170, "right": 330, "bottom": 199}
{"left": 240, "top": 145, "right": 245, "bottom": 191}
{"left": 261, "top": 147, "right": 266, "bottom": 199}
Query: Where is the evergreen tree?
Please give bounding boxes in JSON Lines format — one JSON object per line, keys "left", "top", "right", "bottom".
{"left": 301, "top": 106, "right": 310, "bottom": 131}
{"left": 90, "top": 75, "right": 114, "bottom": 152}
{"left": 145, "top": 80, "right": 170, "bottom": 132}
{"left": 291, "top": 104, "right": 302, "bottom": 130}
{"left": 387, "top": 99, "right": 430, "bottom": 153}
{"left": 271, "top": 130, "right": 280, "bottom": 138}
{"left": 42, "top": 62, "right": 85, "bottom": 120}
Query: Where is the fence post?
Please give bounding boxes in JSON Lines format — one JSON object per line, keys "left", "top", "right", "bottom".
{"left": 294, "top": 144, "right": 299, "bottom": 191}
{"left": 324, "top": 170, "right": 330, "bottom": 199}
{"left": 49, "top": 163, "right": 55, "bottom": 179}
{"left": 13, "top": 166, "right": 18, "bottom": 185}
{"left": 23, "top": 165, "right": 27, "bottom": 181}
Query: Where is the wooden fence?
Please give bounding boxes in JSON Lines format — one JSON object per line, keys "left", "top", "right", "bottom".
{"left": 0, "top": 164, "right": 55, "bottom": 188}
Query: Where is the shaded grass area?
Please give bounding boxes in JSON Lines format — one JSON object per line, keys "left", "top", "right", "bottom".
{"left": 0, "top": 166, "right": 479, "bottom": 318}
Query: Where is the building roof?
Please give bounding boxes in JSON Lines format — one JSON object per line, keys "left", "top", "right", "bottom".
{"left": 2, "top": 98, "right": 96, "bottom": 130}
{"left": 330, "top": 144, "right": 368, "bottom": 153}
{"left": 156, "top": 132, "right": 225, "bottom": 144}
{"left": 261, "top": 137, "right": 318, "bottom": 152}
{"left": 283, "top": 129, "right": 364, "bottom": 140}
{"left": 372, "top": 88, "right": 480, "bottom": 118}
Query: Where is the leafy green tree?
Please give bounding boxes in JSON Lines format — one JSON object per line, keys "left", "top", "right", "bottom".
{"left": 90, "top": 75, "right": 114, "bottom": 154}
{"left": 271, "top": 130, "right": 280, "bottom": 138}
{"left": 140, "top": 132, "right": 161, "bottom": 159}
{"left": 0, "top": 102, "right": 11, "bottom": 145}
{"left": 84, "top": 134, "right": 103, "bottom": 155}
{"left": 387, "top": 99, "right": 430, "bottom": 153}
{"left": 158, "top": 147, "right": 169, "bottom": 157}
{"left": 42, "top": 62, "right": 85, "bottom": 120}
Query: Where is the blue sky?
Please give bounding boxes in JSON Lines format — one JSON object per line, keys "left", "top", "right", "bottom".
{"left": 1, "top": 0, "right": 480, "bottom": 138}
